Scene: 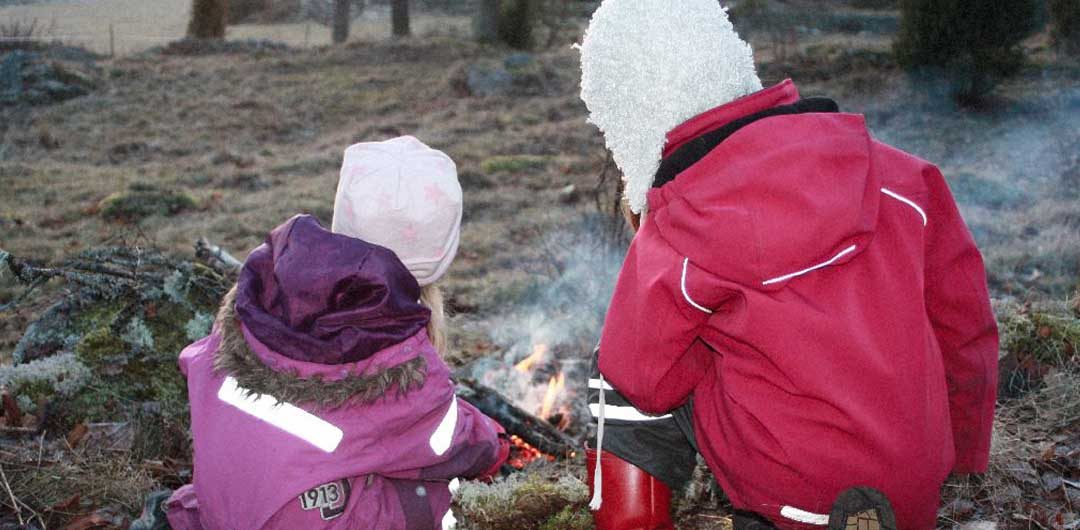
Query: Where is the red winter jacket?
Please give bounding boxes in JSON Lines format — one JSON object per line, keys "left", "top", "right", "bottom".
{"left": 598, "top": 80, "right": 998, "bottom": 530}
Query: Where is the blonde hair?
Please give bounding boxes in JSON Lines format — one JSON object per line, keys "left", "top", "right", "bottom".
{"left": 420, "top": 283, "right": 448, "bottom": 357}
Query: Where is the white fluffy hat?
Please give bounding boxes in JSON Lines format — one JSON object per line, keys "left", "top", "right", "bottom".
{"left": 578, "top": 0, "right": 762, "bottom": 214}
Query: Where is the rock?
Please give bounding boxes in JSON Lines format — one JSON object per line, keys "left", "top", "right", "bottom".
{"left": 0, "top": 50, "right": 96, "bottom": 107}
{"left": 463, "top": 53, "right": 550, "bottom": 97}
{"left": 129, "top": 490, "right": 174, "bottom": 530}
{"left": 558, "top": 184, "right": 579, "bottom": 204}
{"left": 466, "top": 62, "right": 515, "bottom": 97}
{"left": 958, "top": 522, "right": 998, "bottom": 530}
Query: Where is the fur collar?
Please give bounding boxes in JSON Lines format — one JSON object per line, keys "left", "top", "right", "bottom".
{"left": 212, "top": 291, "right": 427, "bottom": 409}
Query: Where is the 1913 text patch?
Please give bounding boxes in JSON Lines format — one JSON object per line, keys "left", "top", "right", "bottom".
{"left": 298, "top": 479, "right": 351, "bottom": 521}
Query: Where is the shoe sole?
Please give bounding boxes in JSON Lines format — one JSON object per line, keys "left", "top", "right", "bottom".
{"left": 829, "top": 487, "right": 897, "bottom": 530}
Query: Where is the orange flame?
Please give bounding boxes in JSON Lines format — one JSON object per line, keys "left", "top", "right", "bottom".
{"left": 539, "top": 372, "right": 566, "bottom": 420}
{"left": 514, "top": 343, "right": 548, "bottom": 373}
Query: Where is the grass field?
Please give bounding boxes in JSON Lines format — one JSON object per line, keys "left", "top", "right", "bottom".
{"left": 1, "top": 1, "right": 1078, "bottom": 528}
{"left": 0, "top": 0, "right": 472, "bottom": 54}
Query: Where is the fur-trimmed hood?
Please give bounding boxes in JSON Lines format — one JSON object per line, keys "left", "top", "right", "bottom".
{"left": 216, "top": 214, "right": 436, "bottom": 407}
{"left": 235, "top": 214, "right": 431, "bottom": 365}
{"left": 213, "top": 291, "right": 427, "bottom": 408}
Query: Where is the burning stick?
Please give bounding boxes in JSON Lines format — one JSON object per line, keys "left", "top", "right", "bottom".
{"left": 455, "top": 378, "right": 577, "bottom": 464}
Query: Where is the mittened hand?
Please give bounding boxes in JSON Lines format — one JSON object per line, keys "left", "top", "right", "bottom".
{"left": 475, "top": 422, "right": 511, "bottom": 482}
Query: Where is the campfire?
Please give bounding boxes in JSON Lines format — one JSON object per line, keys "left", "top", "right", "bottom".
{"left": 455, "top": 342, "right": 582, "bottom": 471}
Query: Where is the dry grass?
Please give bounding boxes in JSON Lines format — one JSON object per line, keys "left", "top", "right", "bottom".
{"left": 1, "top": 437, "right": 159, "bottom": 528}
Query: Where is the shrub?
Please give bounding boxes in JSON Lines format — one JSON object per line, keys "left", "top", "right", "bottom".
{"left": 0, "top": 18, "right": 56, "bottom": 52}
{"left": 98, "top": 184, "right": 197, "bottom": 222}
{"left": 1049, "top": 0, "right": 1080, "bottom": 54}
{"left": 894, "top": 0, "right": 1040, "bottom": 105}
{"left": 498, "top": 0, "right": 536, "bottom": 50}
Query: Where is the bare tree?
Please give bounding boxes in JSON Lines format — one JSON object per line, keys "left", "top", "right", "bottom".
{"left": 332, "top": 0, "right": 351, "bottom": 43}
{"left": 392, "top": 0, "right": 410, "bottom": 37}
{"left": 474, "top": 0, "right": 499, "bottom": 42}
{"left": 188, "top": 0, "right": 229, "bottom": 39}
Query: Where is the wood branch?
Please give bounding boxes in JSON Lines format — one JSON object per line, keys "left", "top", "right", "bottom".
{"left": 195, "top": 238, "right": 242, "bottom": 273}
{"left": 455, "top": 378, "right": 576, "bottom": 459}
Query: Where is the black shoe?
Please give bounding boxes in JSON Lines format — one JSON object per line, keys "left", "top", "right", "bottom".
{"left": 828, "top": 487, "right": 897, "bottom": 530}
{"left": 734, "top": 511, "right": 778, "bottom": 530}
{"left": 130, "top": 489, "right": 173, "bottom": 530}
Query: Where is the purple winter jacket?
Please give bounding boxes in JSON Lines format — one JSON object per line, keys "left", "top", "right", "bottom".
{"left": 166, "top": 215, "right": 506, "bottom": 530}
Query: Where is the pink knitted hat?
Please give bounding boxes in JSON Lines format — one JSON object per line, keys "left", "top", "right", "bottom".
{"left": 331, "top": 136, "right": 463, "bottom": 286}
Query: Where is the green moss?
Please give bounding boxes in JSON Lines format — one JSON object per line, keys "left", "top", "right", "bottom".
{"left": 144, "top": 302, "right": 197, "bottom": 357}
{"left": 481, "top": 155, "right": 549, "bottom": 175}
{"left": 76, "top": 326, "right": 128, "bottom": 365}
{"left": 1001, "top": 307, "right": 1080, "bottom": 366}
{"left": 99, "top": 185, "right": 197, "bottom": 222}
{"left": 538, "top": 507, "right": 592, "bottom": 530}
{"left": 455, "top": 473, "right": 588, "bottom": 530}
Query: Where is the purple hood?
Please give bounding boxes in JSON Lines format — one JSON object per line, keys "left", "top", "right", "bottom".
{"left": 235, "top": 215, "right": 430, "bottom": 365}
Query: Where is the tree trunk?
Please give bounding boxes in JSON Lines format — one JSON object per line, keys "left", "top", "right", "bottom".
{"left": 188, "top": 0, "right": 228, "bottom": 39}
{"left": 332, "top": 0, "right": 351, "bottom": 44}
{"left": 392, "top": 0, "right": 410, "bottom": 37}
{"left": 473, "top": 0, "right": 499, "bottom": 42}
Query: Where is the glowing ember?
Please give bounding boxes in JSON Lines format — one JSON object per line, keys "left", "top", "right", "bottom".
{"left": 507, "top": 434, "right": 556, "bottom": 469}
{"left": 514, "top": 343, "right": 548, "bottom": 373}
{"left": 539, "top": 372, "right": 566, "bottom": 420}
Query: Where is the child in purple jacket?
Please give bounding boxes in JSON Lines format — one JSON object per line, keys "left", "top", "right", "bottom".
{"left": 165, "top": 136, "right": 509, "bottom": 530}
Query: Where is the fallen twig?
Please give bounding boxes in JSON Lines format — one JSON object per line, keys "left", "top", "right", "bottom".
{"left": 196, "top": 237, "right": 242, "bottom": 273}
{"left": 0, "top": 463, "right": 25, "bottom": 526}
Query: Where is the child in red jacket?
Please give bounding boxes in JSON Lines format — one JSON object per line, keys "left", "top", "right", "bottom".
{"left": 578, "top": 2, "right": 999, "bottom": 530}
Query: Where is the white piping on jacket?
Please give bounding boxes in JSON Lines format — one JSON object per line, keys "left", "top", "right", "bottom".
{"left": 589, "top": 404, "right": 673, "bottom": 422}
{"left": 588, "top": 378, "right": 615, "bottom": 391}
{"left": 429, "top": 397, "right": 459, "bottom": 456}
{"left": 681, "top": 258, "right": 713, "bottom": 314}
{"left": 780, "top": 506, "right": 831, "bottom": 526}
{"left": 881, "top": 187, "right": 928, "bottom": 226}
{"left": 589, "top": 374, "right": 606, "bottom": 511}
{"left": 762, "top": 245, "right": 858, "bottom": 286}
{"left": 218, "top": 376, "right": 344, "bottom": 453}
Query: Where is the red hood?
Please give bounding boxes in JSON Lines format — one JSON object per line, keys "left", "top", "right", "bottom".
{"left": 647, "top": 81, "right": 880, "bottom": 291}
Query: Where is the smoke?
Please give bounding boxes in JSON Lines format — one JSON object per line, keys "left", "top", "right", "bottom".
{"left": 461, "top": 213, "right": 628, "bottom": 435}
{"left": 861, "top": 81, "right": 1080, "bottom": 297}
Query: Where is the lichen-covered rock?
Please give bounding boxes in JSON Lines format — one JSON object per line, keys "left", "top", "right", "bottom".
{"left": 0, "top": 50, "right": 97, "bottom": 107}
{"left": 2, "top": 246, "right": 229, "bottom": 451}
{"left": 456, "top": 53, "right": 554, "bottom": 98}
